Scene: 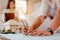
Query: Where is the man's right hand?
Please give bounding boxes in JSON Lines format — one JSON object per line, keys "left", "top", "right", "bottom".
{"left": 27, "top": 26, "right": 34, "bottom": 34}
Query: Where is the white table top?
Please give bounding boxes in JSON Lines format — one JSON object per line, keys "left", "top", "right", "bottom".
{"left": 0, "top": 33, "right": 60, "bottom": 40}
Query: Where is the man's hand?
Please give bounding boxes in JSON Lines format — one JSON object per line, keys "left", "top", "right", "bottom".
{"left": 28, "top": 26, "right": 34, "bottom": 34}
{"left": 21, "top": 27, "right": 28, "bottom": 35}
{"left": 31, "top": 30, "right": 51, "bottom": 36}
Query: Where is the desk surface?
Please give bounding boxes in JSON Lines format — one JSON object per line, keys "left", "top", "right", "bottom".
{"left": 0, "top": 33, "right": 60, "bottom": 40}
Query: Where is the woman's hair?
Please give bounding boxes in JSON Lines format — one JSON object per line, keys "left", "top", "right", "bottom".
{"left": 7, "top": 0, "right": 15, "bottom": 9}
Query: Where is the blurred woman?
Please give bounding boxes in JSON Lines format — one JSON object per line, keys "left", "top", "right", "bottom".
{"left": 1, "top": 0, "right": 20, "bottom": 32}
{"left": 2, "top": 0, "right": 19, "bottom": 22}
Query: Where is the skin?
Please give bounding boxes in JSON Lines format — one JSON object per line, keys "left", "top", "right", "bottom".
{"left": 31, "top": 8, "right": 60, "bottom": 36}
{"left": 21, "top": 16, "right": 46, "bottom": 35}
{"left": 21, "top": 0, "right": 52, "bottom": 34}
{"left": 21, "top": 0, "right": 56, "bottom": 36}
{"left": 27, "top": 0, "right": 60, "bottom": 36}
{"left": 21, "top": 11, "right": 52, "bottom": 34}
{"left": 27, "top": 8, "right": 51, "bottom": 34}
{"left": 9, "top": 1, "right": 15, "bottom": 11}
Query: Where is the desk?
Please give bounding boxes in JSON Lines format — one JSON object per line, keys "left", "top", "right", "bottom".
{"left": 0, "top": 33, "right": 60, "bottom": 40}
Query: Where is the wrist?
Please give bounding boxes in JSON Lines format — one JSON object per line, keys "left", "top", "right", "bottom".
{"left": 47, "top": 28, "right": 54, "bottom": 35}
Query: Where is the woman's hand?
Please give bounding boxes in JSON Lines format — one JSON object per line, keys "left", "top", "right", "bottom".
{"left": 31, "top": 30, "right": 51, "bottom": 36}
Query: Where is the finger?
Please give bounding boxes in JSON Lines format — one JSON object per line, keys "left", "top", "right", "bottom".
{"left": 46, "top": 32, "right": 51, "bottom": 36}
{"left": 28, "top": 28, "right": 31, "bottom": 33}
{"left": 42, "top": 33, "right": 46, "bottom": 36}
{"left": 21, "top": 29, "right": 28, "bottom": 35}
{"left": 35, "top": 31, "right": 43, "bottom": 36}
{"left": 27, "top": 30, "right": 30, "bottom": 34}
{"left": 35, "top": 33, "right": 43, "bottom": 36}
{"left": 32, "top": 30, "right": 39, "bottom": 36}
{"left": 28, "top": 27, "right": 33, "bottom": 34}
{"left": 45, "top": 32, "right": 51, "bottom": 36}
{"left": 32, "top": 30, "right": 37, "bottom": 33}
{"left": 27, "top": 30, "right": 37, "bottom": 36}
{"left": 32, "top": 31, "right": 37, "bottom": 36}
{"left": 22, "top": 30, "right": 28, "bottom": 35}
{"left": 42, "top": 32, "right": 51, "bottom": 36}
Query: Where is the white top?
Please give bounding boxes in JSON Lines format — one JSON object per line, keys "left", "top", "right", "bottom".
{"left": 26, "top": 0, "right": 60, "bottom": 26}
{"left": 46, "top": 0, "right": 60, "bottom": 11}
{"left": 37, "top": 0, "right": 60, "bottom": 16}
{"left": 37, "top": 0, "right": 50, "bottom": 16}
{"left": 29, "top": 0, "right": 50, "bottom": 18}
{"left": 34, "top": 2, "right": 41, "bottom": 10}
{"left": 1, "top": 9, "right": 19, "bottom": 23}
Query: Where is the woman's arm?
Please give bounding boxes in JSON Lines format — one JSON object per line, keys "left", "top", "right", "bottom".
{"left": 1, "top": 10, "right": 6, "bottom": 23}
{"left": 13, "top": 11, "right": 19, "bottom": 21}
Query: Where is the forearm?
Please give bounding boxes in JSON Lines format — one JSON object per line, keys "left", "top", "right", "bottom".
{"left": 31, "top": 16, "right": 45, "bottom": 30}
{"left": 50, "top": 8, "right": 60, "bottom": 32}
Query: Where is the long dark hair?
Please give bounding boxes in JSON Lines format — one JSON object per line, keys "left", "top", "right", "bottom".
{"left": 7, "top": 0, "right": 15, "bottom": 9}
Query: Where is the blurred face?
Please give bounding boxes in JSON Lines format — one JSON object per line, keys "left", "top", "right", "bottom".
{"left": 9, "top": 1, "right": 15, "bottom": 9}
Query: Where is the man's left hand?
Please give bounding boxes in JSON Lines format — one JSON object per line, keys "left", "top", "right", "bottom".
{"left": 31, "top": 30, "right": 51, "bottom": 36}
